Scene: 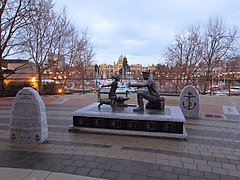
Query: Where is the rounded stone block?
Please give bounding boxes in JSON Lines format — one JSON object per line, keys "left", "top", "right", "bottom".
{"left": 180, "top": 85, "right": 200, "bottom": 118}
{"left": 10, "top": 87, "right": 48, "bottom": 144}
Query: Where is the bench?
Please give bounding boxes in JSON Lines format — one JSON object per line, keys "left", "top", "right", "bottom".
{"left": 97, "top": 89, "right": 130, "bottom": 101}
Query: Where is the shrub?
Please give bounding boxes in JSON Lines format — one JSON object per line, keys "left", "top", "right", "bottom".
{"left": 42, "top": 82, "right": 61, "bottom": 95}
{"left": 4, "top": 81, "right": 31, "bottom": 97}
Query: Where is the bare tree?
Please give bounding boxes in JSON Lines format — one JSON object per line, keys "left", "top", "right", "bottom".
{"left": 49, "top": 8, "right": 77, "bottom": 90}
{"left": 0, "top": 0, "right": 31, "bottom": 96}
{"left": 74, "top": 30, "right": 95, "bottom": 94}
{"left": 165, "top": 17, "right": 239, "bottom": 93}
{"left": 22, "top": 0, "right": 65, "bottom": 93}
{"left": 59, "top": 24, "right": 78, "bottom": 90}
{"left": 200, "top": 16, "right": 239, "bottom": 94}
{"left": 165, "top": 24, "right": 202, "bottom": 91}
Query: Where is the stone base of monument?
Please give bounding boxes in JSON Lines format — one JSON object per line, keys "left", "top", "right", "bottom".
{"left": 70, "top": 103, "right": 188, "bottom": 139}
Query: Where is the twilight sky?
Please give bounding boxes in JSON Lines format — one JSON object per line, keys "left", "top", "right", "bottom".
{"left": 54, "top": 0, "right": 240, "bottom": 66}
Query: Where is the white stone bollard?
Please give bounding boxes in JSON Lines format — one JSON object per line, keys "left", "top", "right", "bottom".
{"left": 180, "top": 85, "right": 200, "bottom": 118}
{"left": 10, "top": 87, "right": 48, "bottom": 144}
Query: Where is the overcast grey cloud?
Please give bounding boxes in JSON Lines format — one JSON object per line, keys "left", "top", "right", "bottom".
{"left": 54, "top": 0, "right": 240, "bottom": 66}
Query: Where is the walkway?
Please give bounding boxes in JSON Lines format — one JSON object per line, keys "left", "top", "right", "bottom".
{"left": 0, "top": 93, "right": 240, "bottom": 180}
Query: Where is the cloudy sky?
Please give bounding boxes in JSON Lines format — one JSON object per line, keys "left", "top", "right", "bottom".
{"left": 54, "top": 0, "right": 240, "bottom": 66}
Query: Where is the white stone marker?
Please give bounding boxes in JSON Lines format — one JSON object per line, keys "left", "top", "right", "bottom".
{"left": 180, "top": 85, "right": 200, "bottom": 118}
{"left": 10, "top": 87, "right": 48, "bottom": 143}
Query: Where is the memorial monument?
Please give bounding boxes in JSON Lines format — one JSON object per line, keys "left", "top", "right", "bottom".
{"left": 10, "top": 87, "right": 48, "bottom": 144}
{"left": 70, "top": 71, "right": 187, "bottom": 139}
{"left": 180, "top": 85, "right": 200, "bottom": 118}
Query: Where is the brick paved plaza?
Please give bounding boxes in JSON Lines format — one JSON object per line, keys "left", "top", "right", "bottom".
{"left": 0, "top": 93, "right": 240, "bottom": 180}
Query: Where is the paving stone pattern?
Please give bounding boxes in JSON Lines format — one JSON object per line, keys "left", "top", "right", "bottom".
{"left": 0, "top": 103, "right": 240, "bottom": 179}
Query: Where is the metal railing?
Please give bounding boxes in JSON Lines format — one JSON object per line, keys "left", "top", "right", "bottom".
{"left": 4, "top": 77, "right": 240, "bottom": 96}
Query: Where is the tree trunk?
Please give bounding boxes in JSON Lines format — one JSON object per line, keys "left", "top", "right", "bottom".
{"left": 0, "top": 72, "right": 4, "bottom": 97}
{"left": 203, "top": 76, "right": 210, "bottom": 95}
{"left": 37, "top": 74, "right": 43, "bottom": 95}
{"left": 0, "top": 54, "right": 4, "bottom": 96}
{"left": 82, "top": 79, "right": 85, "bottom": 94}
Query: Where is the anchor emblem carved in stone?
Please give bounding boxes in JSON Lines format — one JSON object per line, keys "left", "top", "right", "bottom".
{"left": 182, "top": 92, "right": 196, "bottom": 110}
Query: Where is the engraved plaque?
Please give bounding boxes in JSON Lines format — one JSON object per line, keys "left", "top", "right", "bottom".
{"left": 79, "top": 118, "right": 89, "bottom": 126}
{"left": 163, "top": 123, "right": 176, "bottom": 132}
{"left": 94, "top": 118, "right": 105, "bottom": 127}
{"left": 127, "top": 121, "right": 138, "bottom": 129}
{"left": 145, "top": 122, "right": 157, "bottom": 131}
{"left": 110, "top": 120, "right": 121, "bottom": 128}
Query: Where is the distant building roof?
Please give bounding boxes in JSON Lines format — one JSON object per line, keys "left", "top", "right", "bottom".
{"left": 3, "top": 59, "right": 29, "bottom": 63}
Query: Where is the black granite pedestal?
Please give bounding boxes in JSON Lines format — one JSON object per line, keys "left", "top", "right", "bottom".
{"left": 70, "top": 103, "right": 187, "bottom": 139}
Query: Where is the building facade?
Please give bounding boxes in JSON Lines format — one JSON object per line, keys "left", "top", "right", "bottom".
{"left": 3, "top": 59, "right": 37, "bottom": 88}
{"left": 98, "top": 55, "right": 147, "bottom": 80}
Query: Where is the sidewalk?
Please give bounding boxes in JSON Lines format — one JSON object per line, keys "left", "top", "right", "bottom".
{"left": 1, "top": 93, "right": 240, "bottom": 180}
{"left": 0, "top": 167, "right": 103, "bottom": 180}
